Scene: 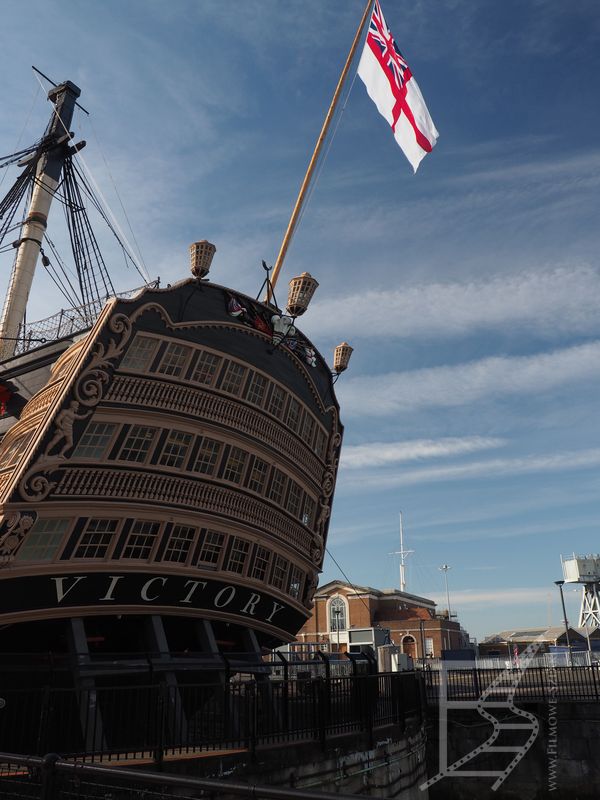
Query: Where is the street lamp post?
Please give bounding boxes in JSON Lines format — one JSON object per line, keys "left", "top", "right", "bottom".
{"left": 440, "top": 564, "right": 452, "bottom": 619}
{"left": 554, "top": 580, "right": 573, "bottom": 667}
{"left": 333, "top": 608, "right": 341, "bottom": 653}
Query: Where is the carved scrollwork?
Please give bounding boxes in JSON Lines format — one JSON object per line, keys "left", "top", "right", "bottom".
{"left": 0, "top": 511, "right": 37, "bottom": 565}
{"left": 18, "top": 312, "right": 133, "bottom": 503}
{"left": 19, "top": 458, "right": 58, "bottom": 502}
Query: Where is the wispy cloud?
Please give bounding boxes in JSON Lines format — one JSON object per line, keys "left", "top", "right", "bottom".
{"left": 309, "top": 266, "right": 600, "bottom": 341}
{"left": 341, "top": 437, "right": 504, "bottom": 469}
{"left": 338, "top": 340, "right": 600, "bottom": 416}
{"left": 339, "top": 448, "right": 600, "bottom": 491}
{"left": 428, "top": 587, "right": 551, "bottom": 608}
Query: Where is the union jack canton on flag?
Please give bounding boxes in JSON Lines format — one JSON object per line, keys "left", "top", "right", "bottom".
{"left": 357, "top": 0, "right": 438, "bottom": 172}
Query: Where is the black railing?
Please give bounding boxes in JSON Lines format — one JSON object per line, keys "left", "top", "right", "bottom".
{"left": 0, "top": 752, "right": 366, "bottom": 800}
{"left": 0, "top": 672, "right": 423, "bottom": 763}
{"left": 424, "top": 664, "right": 600, "bottom": 703}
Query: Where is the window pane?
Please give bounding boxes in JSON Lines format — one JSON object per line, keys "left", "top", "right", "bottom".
{"left": 287, "top": 481, "right": 303, "bottom": 518}
{"left": 289, "top": 566, "right": 304, "bottom": 599}
{"left": 271, "top": 555, "right": 289, "bottom": 591}
{"left": 119, "top": 425, "right": 158, "bottom": 463}
{"left": 267, "top": 385, "right": 286, "bottom": 418}
{"left": 159, "top": 430, "right": 193, "bottom": 468}
{"left": 157, "top": 342, "right": 191, "bottom": 377}
{"left": 120, "top": 335, "right": 158, "bottom": 371}
{"left": 302, "top": 495, "right": 316, "bottom": 527}
{"left": 286, "top": 398, "right": 302, "bottom": 432}
{"left": 163, "top": 525, "right": 196, "bottom": 563}
{"left": 197, "top": 530, "right": 225, "bottom": 566}
{"left": 246, "top": 373, "right": 268, "bottom": 407}
{"left": 268, "top": 468, "right": 288, "bottom": 505}
{"left": 301, "top": 414, "right": 316, "bottom": 448}
{"left": 314, "top": 428, "right": 327, "bottom": 459}
{"left": 122, "top": 520, "right": 160, "bottom": 559}
{"left": 74, "top": 519, "right": 118, "bottom": 559}
{"left": 192, "top": 351, "right": 222, "bottom": 385}
{"left": 192, "top": 438, "right": 222, "bottom": 475}
{"left": 221, "top": 362, "right": 247, "bottom": 395}
{"left": 16, "top": 519, "right": 70, "bottom": 562}
{"left": 226, "top": 537, "right": 250, "bottom": 574}
{"left": 329, "top": 597, "right": 346, "bottom": 631}
{"left": 222, "top": 447, "right": 248, "bottom": 484}
{"left": 247, "top": 457, "right": 269, "bottom": 494}
{"left": 251, "top": 545, "right": 271, "bottom": 581}
{"left": 73, "top": 422, "right": 117, "bottom": 459}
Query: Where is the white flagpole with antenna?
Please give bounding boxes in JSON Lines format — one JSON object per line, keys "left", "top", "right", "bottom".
{"left": 389, "top": 511, "right": 414, "bottom": 593}
{"left": 265, "top": 0, "right": 374, "bottom": 302}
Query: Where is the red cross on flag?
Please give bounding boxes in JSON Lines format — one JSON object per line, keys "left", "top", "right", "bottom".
{"left": 357, "top": 0, "right": 438, "bottom": 172}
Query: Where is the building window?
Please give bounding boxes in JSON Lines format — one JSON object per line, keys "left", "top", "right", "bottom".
{"left": 271, "top": 555, "right": 289, "bottom": 591}
{"left": 74, "top": 519, "right": 119, "bottom": 559}
{"left": 197, "top": 530, "right": 225, "bottom": 566}
{"left": 163, "top": 525, "right": 196, "bottom": 563}
{"left": 302, "top": 495, "right": 316, "bottom": 527}
{"left": 245, "top": 373, "right": 268, "bottom": 407}
{"left": 158, "top": 430, "right": 193, "bottom": 468}
{"left": 220, "top": 361, "right": 247, "bottom": 395}
{"left": 16, "top": 518, "right": 70, "bottom": 562}
{"left": 329, "top": 596, "right": 347, "bottom": 631}
{"left": 192, "top": 437, "right": 222, "bottom": 475}
{"left": 251, "top": 545, "right": 271, "bottom": 581}
{"left": 226, "top": 537, "right": 250, "bottom": 574}
{"left": 119, "top": 425, "right": 158, "bottom": 463}
{"left": 425, "top": 638, "right": 434, "bottom": 657}
{"left": 247, "top": 457, "right": 269, "bottom": 494}
{"left": 192, "top": 351, "right": 222, "bottom": 386}
{"left": 222, "top": 446, "right": 248, "bottom": 484}
{"left": 122, "top": 520, "right": 160, "bottom": 559}
{"left": 286, "top": 481, "right": 303, "bottom": 518}
{"left": 267, "top": 385, "right": 286, "bottom": 418}
{"left": 301, "top": 414, "right": 316, "bottom": 448}
{"left": 268, "top": 468, "right": 288, "bottom": 505}
{"left": 120, "top": 334, "right": 158, "bottom": 371}
{"left": 0, "top": 431, "right": 33, "bottom": 467}
{"left": 157, "top": 342, "right": 192, "bottom": 377}
{"left": 286, "top": 398, "right": 302, "bottom": 432}
{"left": 72, "top": 422, "right": 117, "bottom": 460}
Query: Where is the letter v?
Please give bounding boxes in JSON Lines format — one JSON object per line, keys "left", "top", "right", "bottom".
{"left": 52, "top": 576, "right": 87, "bottom": 603}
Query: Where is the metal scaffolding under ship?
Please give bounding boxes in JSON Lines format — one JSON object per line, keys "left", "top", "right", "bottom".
{"left": 0, "top": 79, "right": 348, "bottom": 688}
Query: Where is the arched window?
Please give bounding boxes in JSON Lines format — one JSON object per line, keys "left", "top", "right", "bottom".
{"left": 329, "top": 596, "right": 347, "bottom": 632}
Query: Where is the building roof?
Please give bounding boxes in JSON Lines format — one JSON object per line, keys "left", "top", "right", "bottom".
{"left": 315, "top": 579, "right": 436, "bottom": 609}
{"left": 482, "top": 626, "right": 584, "bottom": 644}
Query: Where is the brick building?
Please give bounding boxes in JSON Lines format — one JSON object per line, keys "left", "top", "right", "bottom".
{"left": 296, "top": 580, "right": 469, "bottom": 659}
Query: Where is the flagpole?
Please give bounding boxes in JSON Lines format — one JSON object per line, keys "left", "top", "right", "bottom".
{"left": 265, "top": 0, "right": 374, "bottom": 302}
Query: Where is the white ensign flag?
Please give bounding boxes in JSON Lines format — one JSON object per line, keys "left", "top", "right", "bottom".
{"left": 357, "top": 0, "right": 438, "bottom": 172}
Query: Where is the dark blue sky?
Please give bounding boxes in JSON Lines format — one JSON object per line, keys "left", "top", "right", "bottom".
{"left": 1, "top": 0, "right": 600, "bottom": 639}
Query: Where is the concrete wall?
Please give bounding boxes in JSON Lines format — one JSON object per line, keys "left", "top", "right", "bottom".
{"left": 164, "top": 721, "right": 429, "bottom": 799}
{"left": 426, "top": 702, "right": 600, "bottom": 800}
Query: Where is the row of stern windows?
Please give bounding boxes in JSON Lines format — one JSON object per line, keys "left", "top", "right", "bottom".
{"left": 73, "top": 421, "right": 318, "bottom": 528}
{"left": 14, "top": 517, "right": 306, "bottom": 600}
{"left": 119, "top": 335, "right": 328, "bottom": 459}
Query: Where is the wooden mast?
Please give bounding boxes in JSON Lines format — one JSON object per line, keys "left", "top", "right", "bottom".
{"left": 0, "top": 81, "right": 81, "bottom": 360}
{"left": 265, "top": 0, "right": 373, "bottom": 302}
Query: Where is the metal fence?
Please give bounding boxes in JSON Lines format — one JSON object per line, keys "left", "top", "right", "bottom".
{"left": 13, "top": 281, "right": 159, "bottom": 355}
{"left": 424, "top": 664, "right": 600, "bottom": 703}
{"left": 0, "top": 672, "right": 423, "bottom": 763}
{"left": 0, "top": 752, "right": 368, "bottom": 800}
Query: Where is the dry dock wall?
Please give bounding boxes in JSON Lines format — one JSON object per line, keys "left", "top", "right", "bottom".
{"left": 426, "top": 702, "right": 600, "bottom": 800}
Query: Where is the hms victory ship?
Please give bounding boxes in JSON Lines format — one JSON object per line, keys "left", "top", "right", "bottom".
{"left": 0, "top": 77, "right": 350, "bottom": 686}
